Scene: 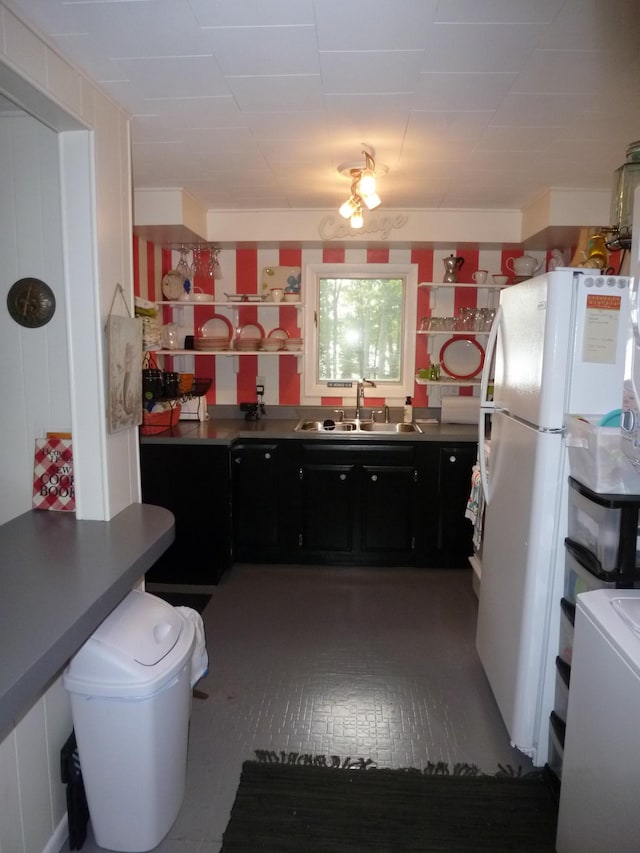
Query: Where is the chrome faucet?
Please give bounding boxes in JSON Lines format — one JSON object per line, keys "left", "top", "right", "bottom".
{"left": 355, "top": 378, "right": 376, "bottom": 419}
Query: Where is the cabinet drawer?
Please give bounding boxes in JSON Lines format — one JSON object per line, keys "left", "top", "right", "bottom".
{"left": 300, "top": 441, "right": 414, "bottom": 467}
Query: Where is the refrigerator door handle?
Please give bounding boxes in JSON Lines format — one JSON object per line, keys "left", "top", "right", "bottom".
{"left": 631, "top": 276, "right": 640, "bottom": 347}
{"left": 480, "top": 304, "right": 501, "bottom": 406}
{"left": 478, "top": 305, "right": 502, "bottom": 504}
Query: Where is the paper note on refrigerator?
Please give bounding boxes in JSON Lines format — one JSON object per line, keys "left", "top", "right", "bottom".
{"left": 581, "top": 293, "right": 622, "bottom": 363}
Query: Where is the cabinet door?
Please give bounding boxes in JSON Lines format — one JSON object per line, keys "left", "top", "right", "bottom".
{"left": 140, "top": 443, "right": 231, "bottom": 585}
{"left": 437, "top": 445, "right": 476, "bottom": 567}
{"left": 231, "top": 443, "right": 280, "bottom": 560}
{"left": 361, "top": 465, "right": 416, "bottom": 560}
{"left": 299, "top": 463, "right": 356, "bottom": 557}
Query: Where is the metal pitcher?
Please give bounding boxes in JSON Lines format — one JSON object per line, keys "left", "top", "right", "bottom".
{"left": 443, "top": 254, "right": 464, "bottom": 283}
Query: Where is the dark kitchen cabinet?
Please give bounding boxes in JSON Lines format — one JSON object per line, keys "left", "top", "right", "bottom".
{"left": 361, "top": 463, "right": 416, "bottom": 556}
{"left": 231, "top": 441, "right": 300, "bottom": 561}
{"left": 436, "top": 444, "right": 476, "bottom": 567}
{"left": 231, "top": 442, "right": 279, "bottom": 561}
{"left": 296, "top": 442, "right": 417, "bottom": 564}
{"left": 298, "top": 462, "right": 356, "bottom": 555}
{"left": 140, "top": 443, "right": 232, "bottom": 585}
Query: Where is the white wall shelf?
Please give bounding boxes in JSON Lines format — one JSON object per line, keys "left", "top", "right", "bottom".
{"left": 155, "top": 348, "right": 302, "bottom": 356}
{"left": 156, "top": 300, "right": 302, "bottom": 308}
{"left": 415, "top": 377, "right": 480, "bottom": 387}
{"left": 418, "top": 281, "right": 506, "bottom": 290}
{"left": 417, "top": 330, "right": 489, "bottom": 336}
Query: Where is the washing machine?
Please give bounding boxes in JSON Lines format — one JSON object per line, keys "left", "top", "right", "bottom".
{"left": 556, "top": 589, "right": 640, "bottom": 852}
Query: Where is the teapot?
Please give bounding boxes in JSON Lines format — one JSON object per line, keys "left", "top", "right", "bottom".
{"left": 506, "top": 255, "right": 543, "bottom": 278}
{"left": 443, "top": 254, "right": 464, "bottom": 283}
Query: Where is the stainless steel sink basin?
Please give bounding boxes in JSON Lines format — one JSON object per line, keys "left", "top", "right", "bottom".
{"left": 295, "top": 420, "right": 357, "bottom": 432}
{"left": 357, "top": 421, "right": 422, "bottom": 433}
{"left": 294, "top": 418, "right": 422, "bottom": 434}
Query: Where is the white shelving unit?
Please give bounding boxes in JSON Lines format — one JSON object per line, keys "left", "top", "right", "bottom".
{"left": 416, "top": 281, "right": 501, "bottom": 390}
{"left": 153, "top": 299, "right": 304, "bottom": 371}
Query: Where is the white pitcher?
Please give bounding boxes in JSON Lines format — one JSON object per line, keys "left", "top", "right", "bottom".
{"left": 506, "top": 255, "right": 543, "bottom": 278}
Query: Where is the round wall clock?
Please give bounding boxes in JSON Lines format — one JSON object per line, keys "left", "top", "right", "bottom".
{"left": 7, "top": 278, "right": 56, "bottom": 328}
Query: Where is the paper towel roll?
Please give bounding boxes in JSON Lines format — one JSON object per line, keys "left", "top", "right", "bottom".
{"left": 440, "top": 396, "right": 480, "bottom": 424}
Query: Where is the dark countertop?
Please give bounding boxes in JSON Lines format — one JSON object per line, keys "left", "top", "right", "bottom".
{"left": 0, "top": 503, "right": 175, "bottom": 740}
{"left": 140, "top": 413, "right": 479, "bottom": 445}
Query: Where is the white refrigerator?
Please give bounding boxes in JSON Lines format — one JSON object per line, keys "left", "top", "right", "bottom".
{"left": 475, "top": 268, "right": 632, "bottom": 765}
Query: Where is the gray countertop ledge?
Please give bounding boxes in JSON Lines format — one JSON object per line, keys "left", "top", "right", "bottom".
{"left": 140, "top": 413, "right": 478, "bottom": 445}
{"left": 0, "top": 503, "right": 175, "bottom": 741}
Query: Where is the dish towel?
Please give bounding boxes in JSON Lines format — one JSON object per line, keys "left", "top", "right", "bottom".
{"left": 465, "top": 464, "right": 481, "bottom": 525}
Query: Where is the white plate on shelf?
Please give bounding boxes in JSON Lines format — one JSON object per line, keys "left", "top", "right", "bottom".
{"left": 161, "top": 270, "right": 184, "bottom": 301}
{"left": 236, "top": 322, "right": 265, "bottom": 341}
{"left": 439, "top": 336, "right": 485, "bottom": 379}
{"left": 199, "top": 314, "right": 233, "bottom": 340}
{"left": 268, "top": 327, "right": 289, "bottom": 339}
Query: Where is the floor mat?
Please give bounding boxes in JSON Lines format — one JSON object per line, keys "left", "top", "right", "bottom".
{"left": 221, "top": 758, "right": 558, "bottom": 852}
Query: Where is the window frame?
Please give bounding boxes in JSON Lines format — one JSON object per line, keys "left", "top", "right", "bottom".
{"left": 302, "top": 263, "right": 417, "bottom": 402}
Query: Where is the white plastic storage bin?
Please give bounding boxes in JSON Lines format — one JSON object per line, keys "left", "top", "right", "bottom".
{"left": 558, "top": 603, "right": 574, "bottom": 666}
{"left": 63, "top": 590, "right": 195, "bottom": 852}
{"left": 554, "top": 658, "right": 570, "bottom": 724}
{"left": 564, "top": 547, "right": 619, "bottom": 606}
{"left": 566, "top": 415, "right": 640, "bottom": 494}
{"left": 548, "top": 712, "right": 565, "bottom": 781}
{"left": 567, "top": 483, "right": 629, "bottom": 572}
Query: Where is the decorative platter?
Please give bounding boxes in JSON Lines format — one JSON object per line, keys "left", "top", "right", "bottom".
{"left": 199, "top": 314, "right": 233, "bottom": 340}
{"left": 439, "top": 336, "right": 485, "bottom": 380}
{"left": 161, "top": 270, "right": 185, "bottom": 301}
{"left": 236, "top": 322, "right": 265, "bottom": 340}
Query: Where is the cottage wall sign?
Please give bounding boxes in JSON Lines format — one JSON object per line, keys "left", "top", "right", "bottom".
{"left": 318, "top": 213, "right": 408, "bottom": 241}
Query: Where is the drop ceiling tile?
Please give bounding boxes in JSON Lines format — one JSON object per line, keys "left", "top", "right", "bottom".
{"left": 225, "top": 75, "right": 324, "bottom": 112}
{"left": 319, "top": 50, "right": 423, "bottom": 94}
{"left": 188, "top": 0, "right": 316, "bottom": 27}
{"left": 130, "top": 96, "right": 245, "bottom": 130}
{"left": 419, "top": 23, "right": 545, "bottom": 73}
{"left": 492, "top": 91, "right": 593, "bottom": 126}
{"left": 540, "top": 0, "right": 640, "bottom": 51}
{"left": 414, "top": 72, "right": 517, "bottom": 110}
{"left": 434, "top": 0, "right": 564, "bottom": 24}
{"left": 407, "top": 110, "right": 494, "bottom": 138}
{"left": 201, "top": 25, "right": 320, "bottom": 76}
{"left": 475, "top": 125, "right": 559, "bottom": 151}
{"left": 314, "top": 0, "right": 438, "bottom": 51}
{"left": 514, "top": 49, "right": 622, "bottom": 95}
{"left": 243, "top": 111, "right": 329, "bottom": 141}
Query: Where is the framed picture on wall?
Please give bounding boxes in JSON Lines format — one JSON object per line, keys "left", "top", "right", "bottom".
{"left": 107, "top": 315, "right": 143, "bottom": 432}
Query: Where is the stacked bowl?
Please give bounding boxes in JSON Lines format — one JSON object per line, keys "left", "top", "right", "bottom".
{"left": 195, "top": 336, "right": 229, "bottom": 351}
{"left": 284, "top": 337, "right": 303, "bottom": 352}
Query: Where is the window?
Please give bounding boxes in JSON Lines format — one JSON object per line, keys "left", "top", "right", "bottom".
{"left": 303, "top": 264, "right": 417, "bottom": 401}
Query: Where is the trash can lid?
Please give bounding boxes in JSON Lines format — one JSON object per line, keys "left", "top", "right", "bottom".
{"left": 63, "top": 590, "right": 195, "bottom": 697}
{"left": 91, "top": 590, "right": 182, "bottom": 665}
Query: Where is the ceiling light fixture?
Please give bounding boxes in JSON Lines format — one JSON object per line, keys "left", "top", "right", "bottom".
{"left": 337, "top": 146, "right": 387, "bottom": 229}
{"left": 604, "top": 140, "right": 640, "bottom": 252}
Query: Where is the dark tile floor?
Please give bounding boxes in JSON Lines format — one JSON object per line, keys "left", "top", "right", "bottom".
{"left": 69, "top": 564, "right": 532, "bottom": 852}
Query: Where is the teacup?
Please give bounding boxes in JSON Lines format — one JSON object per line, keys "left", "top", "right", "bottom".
{"left": 271, "top": 288, "right": 284, "bottom": 303}
{"left": 473, "top": 270, "right": 488, "bottom": 284}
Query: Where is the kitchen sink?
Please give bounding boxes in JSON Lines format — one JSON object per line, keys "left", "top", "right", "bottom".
{"left": 294, "top": 418, "right": 422, "bottom": 434}
{"left": 295, "top": 420, "right": 357, "bottom": 432}
{"left": 357, "top": 421, "right": 422, "bottom": 433}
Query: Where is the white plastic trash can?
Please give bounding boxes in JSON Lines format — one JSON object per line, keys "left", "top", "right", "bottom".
{"left": 63, "top": 590, "right": 195, "bottom": 852}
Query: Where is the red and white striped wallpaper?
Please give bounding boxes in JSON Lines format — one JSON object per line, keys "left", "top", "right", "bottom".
{"left": 132, "top": 236, "right": 567, "bottom": 408}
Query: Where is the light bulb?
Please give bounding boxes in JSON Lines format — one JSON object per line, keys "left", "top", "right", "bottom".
{"left": 339, "top": 196, "right": 358, "bottom": 219}
{"left": 350, "top": 210, "right": 364, "bottom": 229}
{"left": 363, "top": 192, "right": 381, "bottom": 210}
{"left": 359, "top": 169, "right": 376, "bottom": 197}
